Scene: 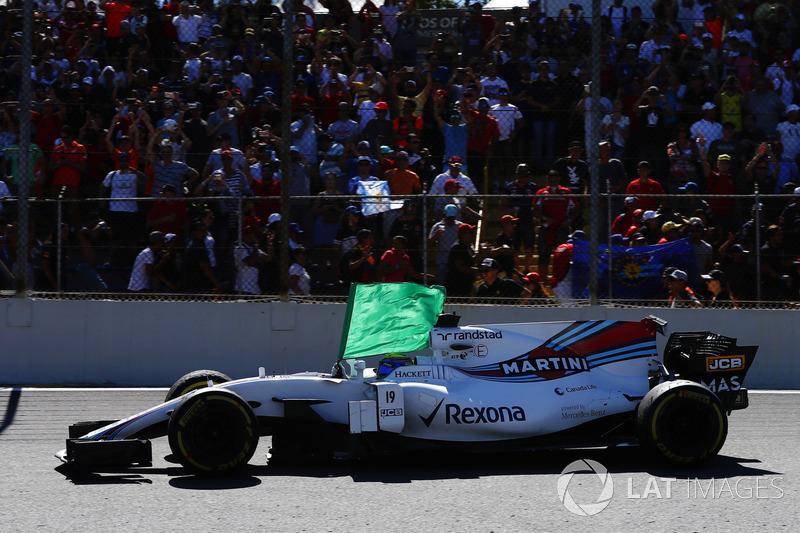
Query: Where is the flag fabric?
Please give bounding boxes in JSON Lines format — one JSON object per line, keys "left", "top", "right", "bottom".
{"left": 571, "top": 238, "right": 701, "bottom": 300}
{"left": 356, "top": 180, "right": 404, "bottom": 216}
{"left": 338, "top": 283, "right": 446, "bottom": 360}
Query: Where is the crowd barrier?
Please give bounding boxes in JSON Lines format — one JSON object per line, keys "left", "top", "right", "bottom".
{"left": 1, "top": 297, "right": 797, "bottom": 389}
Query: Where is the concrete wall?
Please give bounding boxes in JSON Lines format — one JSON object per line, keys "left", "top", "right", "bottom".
{"left": 1, "top": 297, "right": 798, "bottom": 388}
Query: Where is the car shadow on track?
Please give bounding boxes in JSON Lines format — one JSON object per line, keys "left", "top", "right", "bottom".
{"left": 55, "top": 447, "right": 781, "bottom": 488}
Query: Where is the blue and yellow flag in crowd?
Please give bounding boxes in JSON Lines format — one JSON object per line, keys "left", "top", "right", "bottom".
{"left": 571, "top": 238, "right": 700, "bottom": 300}
{"left": 338, "top": 283, "right": 446, "bottom": 360}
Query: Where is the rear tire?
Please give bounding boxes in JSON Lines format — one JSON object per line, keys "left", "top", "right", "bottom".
{"left": 168, "top": 388, "right": 259, "bottom": 476}
{"left": 637, "top": 380, "right": 727, "bottom": 466}
{"left": 165, "top": 370, "right": 232, "bottom": 402}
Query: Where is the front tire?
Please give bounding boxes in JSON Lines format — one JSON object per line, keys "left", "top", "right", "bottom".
{"left": 637, "top": 380, "right": 727, "bottom": 466}
{"left": 165, "top": 370, "right": 232, "bottom": 402}
{"left": 168, "top": 388, "right": 259, "bottom": 476}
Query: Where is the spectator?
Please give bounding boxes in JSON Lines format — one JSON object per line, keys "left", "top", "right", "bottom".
{"left": 339, "top": 228, "right": 377, "bottom": 288}
{"left": 465, "top": 96, "right": 499, "bottom": 192}
{"left": 378, "top": 235, "right": 414, "bottom": 283}
{"left": 701, "top": 269, "right": 737, "bottom": 308}
{"left": 775, "top": 104, "right": 800, "bottom": 162}
{"left": 518, "top": 271, "right": 554, "bottom": 305}
{"left": 128, "top": 231, "right": 167, "bottom": 293}
{"left": 487, "top": 214, "right": 518, "bottom": 278}
{"left": 612, "top": 196, "right": 641, "bottom": 237}
{"left": 102, "top": 151, "right": 148, "bottom": 253}
{"left": 475, "top": 257, "right": 524, "bottom": 301}
{"left": 146, "top": 184, "right": 188, "bottom": 239}
{"left": 500, "top": 163, "right": 537, "bottom": 251}
{"left": 747, "top": 76, "right": 785, "bottom": 135}
{"left": 428, "top": 204, "right": 462, "bottom": 285}
{"left": 289, "top": 246, "right": 311, "bottom": 295}
{"left": 147, "top": 136, "right": 198, "bottom": 197}
{"left": 185, "top": 218, "right": 222, "bottom": 294}
{"left": 626, "top": 161, "right": 664, "bottom": 212}
{"left": 533, "top": 170, "right": 576, "bottom": 279}
{"left": 600, "top": 98, "right": 631, "bottom": 162}
{"left": 387, "top": 199, "right": 425, "bottom": 272}
{"left": 665, "top": 269, "right": 702, "bottom": 308}
{"left": 690, "top": 102, "right": 723, "bottom": 145}
{"left": 445, "top": 222, "right": 477, "bottom": 297}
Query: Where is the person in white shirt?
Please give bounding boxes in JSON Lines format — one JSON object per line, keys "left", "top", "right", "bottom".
{"left": 690, "top": 102, "right": 724, "bottom": 144}
{"left": 479, "top": 63, "right": 509, "bottom": 107}
{"left": 234, "top": 226, "right": 268, "bottom": 294}
{"left": 429, "top": 157, "right": 478, "bottom": 195}
{"left": 172, "top": 2, "right": 204, "bottom": 48}
{"left": 289, "top": 246, "right": 311, "bottom": 295}
{"left": 776, "top": 104, "right": 800, "bottom": 161}
{"left": 128, "top": 231, "right": 165, "bottom": 292}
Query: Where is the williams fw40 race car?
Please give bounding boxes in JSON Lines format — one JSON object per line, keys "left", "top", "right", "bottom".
{"left": 57, "top": 284, "right": 758, "bottom": 476}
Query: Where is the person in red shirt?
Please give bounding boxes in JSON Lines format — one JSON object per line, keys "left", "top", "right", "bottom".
{"left": 466, "top": 97, "right": 500, "bottom": 192}
{"left": 698, "top": 137, "right": 738, "bottom": 232}
{"left": 611, "top": 196, "right": 641, "bottom": 236}
{"left": 146, "top": 184, "right": 187, "bottom": 238}
{"left": 378, "top": 235, "right": 414, "bottom": 282}
{"left": 290, "top": 79, "right": 317, "bottom": 121}
{"left": 626, "top": 160, "right": 664, "bottom": 211}
{"left": 393, "top": 98, "right": 423, "bottom": 148}
{"left": 533, "top": 170, "right": 576, "bottom": 277}
{"left": 32, "top": 99, "right": 64, "bottom": 156}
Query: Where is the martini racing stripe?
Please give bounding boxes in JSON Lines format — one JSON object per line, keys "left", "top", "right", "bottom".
{"left": 545, "top": 321, "right": 621, "bottom": 351}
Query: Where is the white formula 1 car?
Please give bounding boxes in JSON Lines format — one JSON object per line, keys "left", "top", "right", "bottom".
{"left": 57, "top": 284, "right": 757, "bottom": 476}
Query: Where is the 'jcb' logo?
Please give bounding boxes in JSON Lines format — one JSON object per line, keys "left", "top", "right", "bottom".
{"left": 706, "top": 355, "right": 745, "bottom": 372}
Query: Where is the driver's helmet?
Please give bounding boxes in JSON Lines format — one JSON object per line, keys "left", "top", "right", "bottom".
{"left": 377, "top": 353, "right": 414, "bottom": 378}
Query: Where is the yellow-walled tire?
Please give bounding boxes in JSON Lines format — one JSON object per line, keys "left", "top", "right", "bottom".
{"left": 168, "top": 388, "right": 259, "bottom": 476}
{"left": 637, "top": 379, "right": 727, "bottom": 466}
{"left": 165, "top": 370, "right": 232, "bottom": 402}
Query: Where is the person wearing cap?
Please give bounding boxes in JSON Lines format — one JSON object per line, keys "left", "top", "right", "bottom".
{"left": 657, "top": 220, "right": 682, "bottom": 243}
{"left": 698, "top": 133, "right": 739, "bottom": 231}
{"left": 776, "top": 104, "right": 800, "bottom": 162}
{"left": 487, "top": 214, "right": 519, "bottom": 277}
{"left": 334, "top": 205, "right": 366, "bottom": 254}
{"left": 431, "top": 91, "right": 469, "bottom": 173}
{"left": 354, "top": 77, "right": 387, "bottom": 130}
{"left": 533, "top": 170, "right": 576, "bottom": 277}
{"left": 625, "top": 161, "right": 664, "bottom": 211}
{"left": 102, "top": 150, "right": 148, "bottom": 252}
{"left": 636, "top": 210, "right": 661, "bottom": 244}
{"left": 518, "top": 271, "right": 554, "bottom": 304}
{"left": 635, "top": 84, "right": 670, "bottom": 182}
{"left": 689, "top": 102, "right": 723, "bottom": 146}
{"left": 347, "top": 154, "right": 380, "bottom": 194}
{"left": 202, "top": 132, "right": 255, "bottom": 184}
{"left": 611, "top": 196, "right": 641, "bottom": 237}
{"left": 665, "top": 269, "right": 703, "bottom": 308}
{"left": 489, "top": 86, "right": 523, "bottom": 181}
{"left": 673, "top": 181, "right": 710, "bottom": 220}
{"left": 127, "top": 230, "right": 169, "bottom": 293}
{"left": 705, "top": 121, "right": 744, "bottom": 179}
{"left": 701, "top": 269, "right": 737, "bottom": 308}
{"left": 430, "top": 155, "right": 478, "bottom": 196}
{"left": 499, "top": 165, "right": 536, "bottom": 253}
{"left": 361, "top": 100, "right": 393, "bottom": 157}
{"left": 475, "top": 257, "right": 525, "bottom": 301}
{"left": 429, "top": 203, "right": 463, "bottom": 285}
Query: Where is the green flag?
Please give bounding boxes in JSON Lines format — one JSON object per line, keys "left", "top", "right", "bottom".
{"left": 338, "top": 283, "right": 446, "bottom": 360}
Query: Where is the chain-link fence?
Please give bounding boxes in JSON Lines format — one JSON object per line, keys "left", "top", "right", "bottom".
{"left": 2, "top": 189, "right": 799, "bottom": 309}
{"left": 2, "top": 1, "right": 800, "bottom": 309}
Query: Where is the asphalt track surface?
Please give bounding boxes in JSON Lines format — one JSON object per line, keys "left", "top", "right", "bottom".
{"left": 0, "top": 388, "right": 798, "bottom": 533}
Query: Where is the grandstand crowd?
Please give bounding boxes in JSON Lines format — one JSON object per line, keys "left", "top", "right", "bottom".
{"left": 1, "top": 0, "right": 800, "bottom": 306}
